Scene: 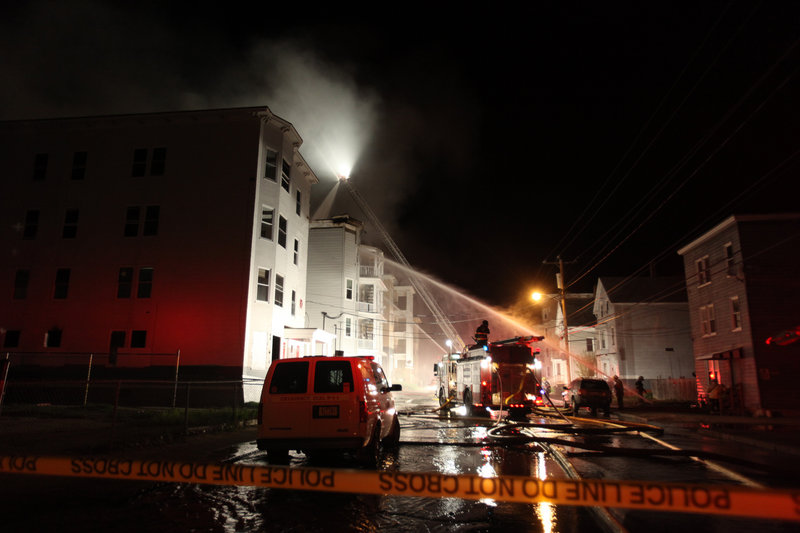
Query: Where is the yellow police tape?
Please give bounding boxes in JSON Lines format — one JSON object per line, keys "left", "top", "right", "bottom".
{"left": 1, "top": 455, "right": 798, "bottom": 522}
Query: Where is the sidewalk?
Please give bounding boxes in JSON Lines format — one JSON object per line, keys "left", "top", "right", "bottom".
{"left": 0, "top": 415, "right": 258, "bottom": 460}
{"left": 614, "top": 405, "right": 800, "bottom": 459}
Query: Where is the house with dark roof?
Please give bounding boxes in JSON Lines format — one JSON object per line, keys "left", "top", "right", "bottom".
{"left": 592, "top": 277, "right": 693, "bottom": 385}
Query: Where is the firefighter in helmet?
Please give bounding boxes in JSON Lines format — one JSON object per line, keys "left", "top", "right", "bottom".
{"left": 475, "top": 320, "right": 490, "bottom": 347}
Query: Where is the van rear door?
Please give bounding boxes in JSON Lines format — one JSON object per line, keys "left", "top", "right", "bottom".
{"left": 262, "top": 360, "right": 311, "bottom": 438}
{"left": 308, "top": 359, "right": 359, "bottom": 440}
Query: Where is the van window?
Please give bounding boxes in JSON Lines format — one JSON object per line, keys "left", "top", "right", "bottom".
{"left": 314, "top": 361, "right": 354, "bottom": 393}
{"left": 371, "top": 362, "right": 389, "bottom": 390}
{"left": 269, "top": 361, "right": 309, "bottom": 394}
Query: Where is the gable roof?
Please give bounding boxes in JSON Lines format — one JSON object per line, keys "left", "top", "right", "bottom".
{"left": 598, "top": 276, "right": 687, "bottom": 304}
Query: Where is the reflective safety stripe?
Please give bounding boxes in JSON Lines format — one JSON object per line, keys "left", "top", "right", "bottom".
{"left": 1, "top": 455, "right": 798, "bottom": 522}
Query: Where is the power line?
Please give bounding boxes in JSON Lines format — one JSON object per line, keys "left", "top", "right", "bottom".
{"left": 568, "top": 33, "right": 800, "bottom": 289}
{"left": 543, "top": 1, "right": 742, "bottom": 275}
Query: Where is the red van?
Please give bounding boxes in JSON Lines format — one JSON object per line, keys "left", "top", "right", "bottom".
{"left": 257, "top": 356, "right": 402, "bottom": 463}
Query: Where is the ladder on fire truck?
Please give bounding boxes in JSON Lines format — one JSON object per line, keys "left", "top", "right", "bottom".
{"left": 340, "top": 177, "right": 465, "bottom": 349}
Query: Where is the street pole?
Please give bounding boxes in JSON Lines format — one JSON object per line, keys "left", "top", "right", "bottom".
{"left": 544, "top": 256, "right": 577, "bottom": 383}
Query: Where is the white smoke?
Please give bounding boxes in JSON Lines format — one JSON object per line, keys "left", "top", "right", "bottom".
{"left": 217, "top": 41, "right": 380, "bottom": 182}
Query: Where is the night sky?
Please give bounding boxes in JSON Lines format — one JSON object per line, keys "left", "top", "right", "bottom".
{"left": 2, "top": 1, "right": 799, "bottom": 308}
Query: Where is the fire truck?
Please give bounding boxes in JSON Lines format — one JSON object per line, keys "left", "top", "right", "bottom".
{"left": 434, "top": 336, "right": 545, "bottom": 417}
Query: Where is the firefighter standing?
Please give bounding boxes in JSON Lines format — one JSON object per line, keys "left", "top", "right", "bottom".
{"left": 475, "top": 320, "right": 490, "bottom": 347}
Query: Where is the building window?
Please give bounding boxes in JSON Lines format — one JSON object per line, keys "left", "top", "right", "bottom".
{"left": 23, "top": 210, "right": 39, "bottom": 239}
{"left": 3, "top": 330, "right": 20, "bottom": 348}
{"left": 257, "top": 268, "right": 270, "bottom": 302}
{"left": 132, "top": 147, "right": 167, "bottom": 176}
{"left": 724, "top": 243, "right": 735, "bottom": 276}
{"left": 293, "top": 239, "right": 299, "bottom": 265}
{"left": 281, "top": 160, "right": 291, "bottom": 192}
{"left": 34, "top": 153, "right": 48, "bottom": 181}
{"left": 586, "top": 338, "right": 594, "bottom": 352}
{"left": 274, "top": 275, "right": 284, "bottom": 307}
{"left": 397, "top": 339, "right": 407, "bottom": 354}
{"left": 131, "top": 330, "right": 147, "bottom": 348}
{"left": 261, "top": 207, "right": 274, "bottom": 239}
{"left": 359, "top": 319, "right": 374, "bottom": 340}
{"left": 54, "top": 268, "right": 71, "bottom": 299}
{"left": 600, "top": 334, "right": 606, "bottom": 350}
{"left": 360, "top": 285, "right": 375, "bottom": 308}
{"left": 397, "top": 295, "right": 407, "bottom": 310}
{"left": 62, "top": 209, "right": 79, "bottom": 238}
{"left": 731, "top": 297, "right": 742, "bottom": 331}
{"left": 132, "top": 148, "right": 148, "bottom": 176}
{"left": 124, "top": 207, "right": 140, "bottom": 237}
{"left": 264, "top": 149, "right": 277, "bottom": 180}
{"left": 125, "top": 206, "right": 159, "bottom": 236}
{"left": 611, "top": 327, "right": 615, "bottom": 346}
{"left": 696, "top": 256, "right": 711, "bottom": 286}
{"left": 150, "top": 147, "right": 167, "bottom": 175}
{"left": 345, "top": 317, "right": 352, "bottom": 337}
{"left": 45, "top": 327, "right": 62, "bottom": 347}
{"left": 296, "top": 191, "right": 302, "bottom": 215}
{"left": 345, "top": 278, "right": 354, "bottom": 300}
{"left": 291, "top": 290, "right": 296, "bottom": 316}
{"left": 109, "top": 331, "right": 126, "bottom": 360}
{"left": 700, "top": 304, "right": 717, "bottom": 336}
{"left": 71, "top": 151, "right": 87, "bottom": 180}
{"left": 14, "top": 269, "right": 30, "bottom": 299}
{"left": 278, "top": 216, "right": 287, "bottom": 248}
{"left": 117, "top": 267, "right": 133, "bottom": 298}
{"left": 137, "top": 267, "right": 153, "bottom": 298}
{"left": 143, "top": 206, "right": 160, "bottom": 236}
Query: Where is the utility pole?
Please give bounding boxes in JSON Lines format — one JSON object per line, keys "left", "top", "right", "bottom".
{"left": 544, "top": 256, "right": 578, "bottom": 382}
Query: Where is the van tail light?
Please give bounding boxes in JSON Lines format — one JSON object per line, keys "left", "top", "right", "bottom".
{"left": 359, "top": 400, "right": 368, "bottom": 423}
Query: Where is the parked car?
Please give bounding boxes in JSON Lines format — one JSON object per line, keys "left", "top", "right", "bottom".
{"left": 257, "top": 356, "right": 402, "bottom": 464}
{"left": 563, "top": 378, "right": 612, "bottom": 416}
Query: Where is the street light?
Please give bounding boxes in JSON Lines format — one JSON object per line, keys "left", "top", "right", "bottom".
{"left": 531, "top": 291, "right": 542, "bottom": 302}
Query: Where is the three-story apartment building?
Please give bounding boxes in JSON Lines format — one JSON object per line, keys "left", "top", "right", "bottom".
{"left": 678, "top": 214, "right": 800, "bottom": 415}
{"left": 0, "top": 107, "right": 318, "bottom": 388}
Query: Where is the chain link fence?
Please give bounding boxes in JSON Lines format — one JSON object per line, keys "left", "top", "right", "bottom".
{"left": 0, "top": 353, "right": 264, "bottom": 431}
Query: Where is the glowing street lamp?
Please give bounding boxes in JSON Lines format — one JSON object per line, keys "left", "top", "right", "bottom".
{"left": 531, "top": 291, "right": 542, "bottom": 302}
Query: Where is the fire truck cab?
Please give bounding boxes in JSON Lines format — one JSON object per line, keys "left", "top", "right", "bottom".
{"left": 434, "top": 336, "right": 544, "bottom": 417}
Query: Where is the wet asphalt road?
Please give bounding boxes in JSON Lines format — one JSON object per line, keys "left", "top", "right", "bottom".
{"left": 139, "top": 392, "right": 601, "bottom": 532}
{"left": 2, "top": 392, "right": 799, "bottom": 532}
{"left": 0, "top": 392, "right": 600, "bottom": 532}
